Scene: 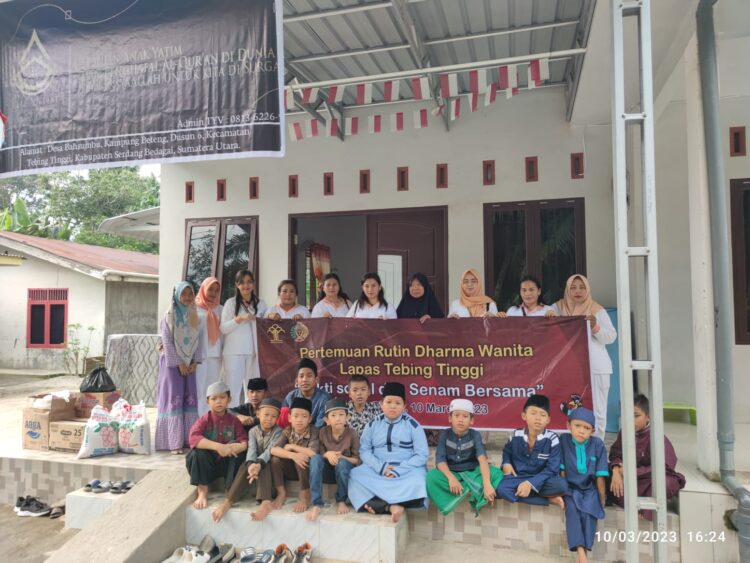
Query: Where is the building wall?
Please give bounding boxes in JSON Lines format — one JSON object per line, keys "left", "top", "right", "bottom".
{"left": 104, "top": 281, "right": 159, "bottom": 339}
{"left": 0, "top": 255, "right": 106, "bottom": 371}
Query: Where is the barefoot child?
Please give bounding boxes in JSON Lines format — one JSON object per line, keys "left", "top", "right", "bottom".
{"left": 212, "top": 398, "right": 283, "bottom": 523}
{"left": 348, "top": 382, "right": 429, "bottom": 523}
{"left": 426, "top": 398, "right": 503, "bottom": 516}
{"left": 230, "top": 378, "right": 269, "bottom": 429}
{"left": 270, "top": 397, "right": 321, "bottom": 513}
{"left": 608, "top": 394, "right": 686, "bottom": 519}
{"left": 308, "top": 398, "right": 361, "bottom": 520}
{"left": 282, "top": 358, "right": 332, "bottom": 428}
{"left": 560, "top": 407, "right": 608, "bottom": 563}
{"left": 496, "top": 394, "right": 568, "bottom": 507}
{"left": 346, "top": 375, "right": 381, "bottom": 437}
{"left": 185, "top": 382, "right": 248, "bottom": 510}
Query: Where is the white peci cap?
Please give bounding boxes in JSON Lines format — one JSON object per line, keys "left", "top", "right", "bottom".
{"left": 448, "top": 398, "right": 474, "bottom": 414}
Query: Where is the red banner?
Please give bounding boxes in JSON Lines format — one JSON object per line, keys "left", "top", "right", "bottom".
{"left": 257, "top": 317, "right": 591, "bottom": 431}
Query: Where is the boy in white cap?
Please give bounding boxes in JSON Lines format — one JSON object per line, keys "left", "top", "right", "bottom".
{"left": 426, "top": 398, "right": 503, "bottom": 516}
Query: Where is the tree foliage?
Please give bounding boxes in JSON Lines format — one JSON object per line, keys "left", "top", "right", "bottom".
{"left": 0, "top": 167, "right": 159, "bottom": 253}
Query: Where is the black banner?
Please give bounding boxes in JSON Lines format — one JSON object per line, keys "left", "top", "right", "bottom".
{"left": 0, "top": 0, "right": 284, "bottom": 177}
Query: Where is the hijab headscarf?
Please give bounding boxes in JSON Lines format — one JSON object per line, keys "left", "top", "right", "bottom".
{"left": 396, "top": 273, "right": 445, "bottom": 319}
{"left": 166, "top": 281, "right": 200, "bottom": 365}
{"left": 458, "top": 268, "right": 494, "bottom": 317}
{"left": 195, "top": 277, "right": 221, "bottom": 346}
{"left": 555, "top": 274, "right": 604, "bottom": 317}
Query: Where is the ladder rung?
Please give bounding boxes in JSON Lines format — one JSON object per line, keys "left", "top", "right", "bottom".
{"left": 622, "top": 112, "right": 646, "bottom": 122}
{"left": 637, "top": 497, "right": 659, "bottom": 510}
{"left": 630, "top": 361, "right": 654, "bottom": 371}
{"left": 625, "top": 246, "right": 650, "bottom": 256}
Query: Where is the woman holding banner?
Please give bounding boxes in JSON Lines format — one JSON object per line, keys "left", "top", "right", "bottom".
{"left": 312, "top": 273, "right": 351, "bottom": 318}
{"left": 500, "top": 275, "right": 557, "bottom": 318}
{"left": 396, "top": 273, "right": 444, "bottom": 323}
{"left": 347, "top": 272, "right": 398, "bottom": 319}
{"left": 553, "top": 274, "right": 617, "bottom": 439}
{"left": 447, "top": 269, "right": 498, "bottom": 318}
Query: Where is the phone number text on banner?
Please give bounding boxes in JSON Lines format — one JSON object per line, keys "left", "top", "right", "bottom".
{"left": 257, "top": 317, "right": 592, "bottom": 431}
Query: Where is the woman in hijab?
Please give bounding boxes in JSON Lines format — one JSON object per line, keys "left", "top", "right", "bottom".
{"left": 447, "top": 268, "right": 499, "bottom": 318}
{"left": 155, "top": 282, "right": 204, "bottom": 453}
{"left": 195, "top": 277, "right": 223, "bottom": 417}
{"left": 396, "top": 273, "right": 445, "bottom": 323}
{"left": 553, "top": 274, "right": 617, "bottom": 439}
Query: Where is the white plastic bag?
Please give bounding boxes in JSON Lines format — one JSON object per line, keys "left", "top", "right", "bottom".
{"left": 77, "top": 405, "right": 118, "bottom": 459}
{"left": 111, "top": 398, "right": 151, "bottom": 455}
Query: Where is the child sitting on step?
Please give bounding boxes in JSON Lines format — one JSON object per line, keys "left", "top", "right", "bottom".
{"left": 185, "top": 381, "right": 248, "bottom": 510}
{"left": 307, "top": 398, "right": 361, "bottom": 520}
{"left": 559, "top": 406, "right": 609, "bottom": 563}
{"left": 212, "top": 398, "right": 283, "bottom": 523}
{"left": 496, "top": 394, "right": 567, "bottom": 507}
{"left": 229, "top": 377, "right": 269, "bottom": 429}
{"left": 346, "top": 375, "right": 381, "bottom": 437}
{"left": 608, "top": 394, "right": 686, "bottom": 520}
{"left": 348, "top": 382, "right": 429, "bottom": 523}
{"left": 426, "top": 398, "right": 503, "bottom": 516}
{"left": 270, "top": 397, "right": 321, "bottom": 514}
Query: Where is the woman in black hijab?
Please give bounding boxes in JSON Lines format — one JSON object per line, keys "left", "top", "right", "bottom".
{"left": 396, "top": 273, "right": 445, "bottom": 323}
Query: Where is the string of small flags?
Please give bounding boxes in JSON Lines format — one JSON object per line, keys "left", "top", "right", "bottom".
{"left": 284, "top": 59, "right": 550, "bottom": 112}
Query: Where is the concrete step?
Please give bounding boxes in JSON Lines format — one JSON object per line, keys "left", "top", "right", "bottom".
{"left": 186, "top": 492, "right": 408, "bottom": 563}
{"left": 64, "top": 488, "right": 125, "bottom": 529}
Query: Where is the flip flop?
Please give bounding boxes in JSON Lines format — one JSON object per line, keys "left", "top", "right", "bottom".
{"left": 50, "top": 506, "right": 65, "bottom": 519}
{"left": 93, "top": 480, "right": 112, "bottom": 493}
{"left": 83, "top": 480, "right": 100, "bottom": 492}
{"left": 110, "top": 481, "right": 126, "bottom": 494}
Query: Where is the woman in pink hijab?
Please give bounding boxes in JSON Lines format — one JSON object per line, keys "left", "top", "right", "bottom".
{"left": 553, "top": 275, "right": 617, "bottom": 439}
{"left": 195, "top": 277, "right": 223, "bottom": 416}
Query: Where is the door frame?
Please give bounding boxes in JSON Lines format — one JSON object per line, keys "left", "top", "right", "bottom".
{"left": 289, "top": 205, "right": 449, "bottom": 308}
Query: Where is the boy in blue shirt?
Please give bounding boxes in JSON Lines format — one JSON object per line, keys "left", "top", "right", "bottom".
{"left": 496, "top": 394, "right": 567, "bottom": 507}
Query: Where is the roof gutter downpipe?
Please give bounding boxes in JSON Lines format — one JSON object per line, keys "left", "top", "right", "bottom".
{"left": 696, "top": 1, "right": 750, "bottom": 560}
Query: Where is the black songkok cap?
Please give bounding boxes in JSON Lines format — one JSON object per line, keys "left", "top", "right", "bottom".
{"left": 290, "top": 397, "right": 313, "bottom": 413}
{"left": 382, "top": 382, "right": 406, "bottom": 400}
{"left": 523, "top": 394, "right": 550, "bottom": 414}
{"left": 297, "top": 357, "right": 318, "bottom": 376}
{"left": 247, "top": 378, "right": 269, "bottom": 391}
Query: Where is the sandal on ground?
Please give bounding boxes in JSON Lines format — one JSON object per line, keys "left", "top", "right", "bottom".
{"left": 83, "top": 480, "right": 100, "bottom": 492}
{"left": 50, "top": 506, "right": 65, "bottom": 519}
{"left": 93, "top": 480, "right": 112, "bottom": 493}
{"left": 208, "top": 544, "right": 233, "bottom": 563}
{"left": 238, "top": 547, "right": 257, "bottom": 563}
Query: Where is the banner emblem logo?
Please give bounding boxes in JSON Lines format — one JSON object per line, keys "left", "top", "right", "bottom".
{"left": 13, "top": 30, "right": 55, "bottom": 96}
{"left": 266, "top": 324, "right": 285, "bottom": 344}
{"left": 290, "top": 322, "right": 309, "bottom": 343}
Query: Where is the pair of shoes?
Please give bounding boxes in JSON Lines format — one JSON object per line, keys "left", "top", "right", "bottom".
{"left": 93, "top": 480, "right": 112, "bottom": 493}
{"left": 14, "top": 495, "right": 33, "bottom": 513}
{"left": 111, "top": 481, "right": 134, "bottom": 494}
{"left": 83, "top": 480, "right": 100, "bottom": 492}
{"left": 17, "top": 497, "right": 52, "bottom": 517}
{"left": 293, "top": 543, "right": 312, "bottom": 563}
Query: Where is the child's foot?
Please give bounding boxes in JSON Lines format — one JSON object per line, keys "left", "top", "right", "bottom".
{"left": 336, "top": 501, "right": 350, "bottom": 515}
{"left": 548, "top": 496, "right": 564, "bottom": 509}
{"left": 305, "top": 505, "right": 322, "bottom": 521}
{"left": 211, "top": 499, "right": 231, "bottom": 522}
{"left": 389, "top": 504, "right": 405, "bottom": 523}
{"left": 271, "top": 489, "right": 286, "bottom": 510}
{"left": 192, "top": 486, "right": 209, "bottom": 510}
{"left": 576, "top": 547, "right": 588, "bottom": 563}
{"left": 293, "top": 490, "right": 310, "bottom": 513}
{"left": 251, "top": 500, "right": 273, "bottom": 521}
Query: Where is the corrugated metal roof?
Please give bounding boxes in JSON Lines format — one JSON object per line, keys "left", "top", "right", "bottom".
{"left": 0, "top": 232, "right": 158, "bottom": 275}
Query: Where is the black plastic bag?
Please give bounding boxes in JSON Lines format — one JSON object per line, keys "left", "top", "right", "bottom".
{"left": 80, "top": 366, "right": 116, "bottom": 393}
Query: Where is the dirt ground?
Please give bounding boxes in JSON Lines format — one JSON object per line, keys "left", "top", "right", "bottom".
{"left": 0, "top": 505, "right": 78, "bottom": 563}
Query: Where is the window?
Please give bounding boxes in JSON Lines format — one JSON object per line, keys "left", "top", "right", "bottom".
{"left": 730, "top": 127, "right": 746, "bottom": 157}
{"left": 289, "top": 175, "right": 299, "bottom": 198}
{"left": 324, "top": 172, "right": 334, "bottom": 196}
{"left": 436, "top": 163, "right": 448, "bottom": 188}
{"left": 185, "top": 181, "right": 195, "bottom": 203}
{"left": 482, "top": 160, "right": 495, "bottom": 186}
{"left": 525, "top": 156, "right": 539, "bottom": 182}
{"left": 249, "top": 177, "right": 259, "bottom": 200}
{"left": 27, "top": 289, "right": 68, "bottom": 348}
{"left": 484, "top": 198, "right": 586, "bottom": 311}
{"left": 216, "top": 179, "right": 226, "bottom": 201}
{"left": 731, "top": 179, "right": 750, "bottom": 343}
{"left": 571, "top": 153, "right": 585, "bottom": 179}
{"left": 183, "top": 217, "right": 259, "bottom": 303}
{"left": 397, "top": 167, "right": 409, "bottom": 191}
{"left": 360, "top": 169, "right": 371, "bottom": 194}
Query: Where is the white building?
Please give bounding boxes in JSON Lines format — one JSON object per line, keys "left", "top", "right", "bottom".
{"left": 0, "top": 232, "right": 158, "bottom": 371}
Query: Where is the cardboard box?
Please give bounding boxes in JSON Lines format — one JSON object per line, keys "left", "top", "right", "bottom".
{"left": 49, "top": 419, "right": 88, "bottom": 452}
{"left": 75, "top": 390, "right": 122, "bottom": 419}
{"left": 22, "top": 393, "right": 78, "bottom": 451}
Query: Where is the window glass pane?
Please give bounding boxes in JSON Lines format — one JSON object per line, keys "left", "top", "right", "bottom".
{"left": 540, "top": 206, "right": 578, "bottom": 305}
{"left": 49, "top": 304, "right": 66, "bottom": 345}
{"left": 491, "top": 209, "right": 527, "bottom": 310}
{"left": 744, "top": 190, "right": 750, "bottom": 330}
{"left": 185, "top": 225, "right": 217, "bottom": 292}
{"left": 221, "top": 223, "right": 254, "bottom": 304}
{"left": 30, "top": 304, "right": 45, "bottom": 344}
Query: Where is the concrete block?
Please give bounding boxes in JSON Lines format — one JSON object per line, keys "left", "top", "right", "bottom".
{"left": 64, "top": 488, "right": 122, "bottom": 529}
